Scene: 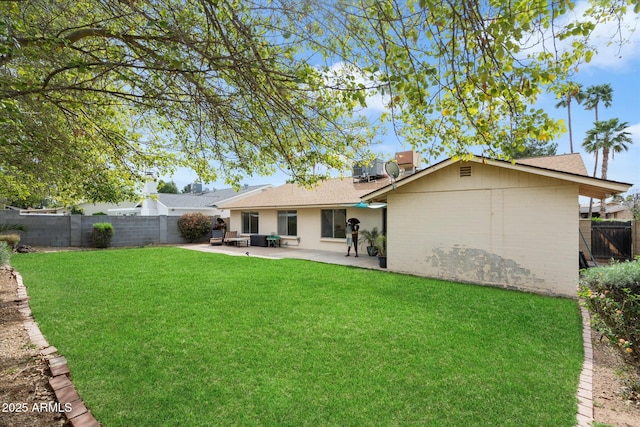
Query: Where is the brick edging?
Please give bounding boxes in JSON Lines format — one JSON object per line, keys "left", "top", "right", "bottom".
{"left": 576, "top": 306, "right": 594, "bottom": 427}
{"left": 14, "top": 269, "right": 101, "bottom": 427}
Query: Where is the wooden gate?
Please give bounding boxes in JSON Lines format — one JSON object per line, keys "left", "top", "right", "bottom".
{"left": 591, "top": 221, "right": 633, "bottom": 260}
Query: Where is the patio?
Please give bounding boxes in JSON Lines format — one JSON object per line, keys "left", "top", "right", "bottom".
{"left": 179, "top": 243, "right": 383, "bottom": 270}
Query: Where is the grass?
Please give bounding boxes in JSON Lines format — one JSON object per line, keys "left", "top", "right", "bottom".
{"left": 13, "top": 247, "right": 584, "bottom": 426}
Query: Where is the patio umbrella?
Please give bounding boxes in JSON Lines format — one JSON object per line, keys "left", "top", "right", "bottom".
{"left": 348, "top": 218, "right": 360, "bottom": 224}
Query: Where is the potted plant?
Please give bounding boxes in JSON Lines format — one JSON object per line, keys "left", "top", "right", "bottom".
{"left": 373, "top": 235, "right": 387, "bottom": 268}
{"left": 359, "top": 227, "right": 381, "bottom": 256}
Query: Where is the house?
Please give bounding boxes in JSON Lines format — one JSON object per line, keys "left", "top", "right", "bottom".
{"left": 138, "top": 185, "right": 272, "bottom": 218}
{"left": 579, "top": 202, "right": 633, "bottom": 220}
{"left": 97, "top": 174, "right": 272, "bottom": 219}
{"left": 78, "top": 201, "right": 139, "bottom": 216}
{"left": 362, "top": 153, "right": 632, "bottom": 297}
{"left": 217, "top": 177, "right": 390, "bottom": 251}
{"left": 77, "top": 176, "right": 272, "bottom": 218}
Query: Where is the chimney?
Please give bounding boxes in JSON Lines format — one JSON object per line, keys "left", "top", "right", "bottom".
{"left": 143, "top": 172, "right": 158, "bottom": 195}
{"left": 141, "top": 172, "right": 159, "bottom": 216}
{"left": 395, "top": 151, "right": 421, "bottom": 175}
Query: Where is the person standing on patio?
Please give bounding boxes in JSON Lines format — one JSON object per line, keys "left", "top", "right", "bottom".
{"left": 346, "top": 218, "right": 359, "bottom": 257}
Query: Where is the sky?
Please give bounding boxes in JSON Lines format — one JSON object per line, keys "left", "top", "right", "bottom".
{"left": 164, "top": 2, "right": 640, "bottom": 197}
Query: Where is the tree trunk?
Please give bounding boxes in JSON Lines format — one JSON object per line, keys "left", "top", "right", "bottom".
{"left": 588, "top": 150, "right": 599, "bottom": 218}
{"left": 600, "top": 145, "right": 610, "bottom": 217}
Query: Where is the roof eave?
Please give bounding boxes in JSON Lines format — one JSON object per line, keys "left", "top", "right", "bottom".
{"left": 362, "top": 156, "right": 633, "bottom": 202}
{"left": 221, "top": 202, "right": 364, "bottom": 210}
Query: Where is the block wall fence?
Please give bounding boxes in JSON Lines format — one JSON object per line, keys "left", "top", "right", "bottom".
{"left": 2, "top": 212, "right": 638, "bottom": 255}
{"left": 0, "top": 211, "right": 214, "bottom": 247}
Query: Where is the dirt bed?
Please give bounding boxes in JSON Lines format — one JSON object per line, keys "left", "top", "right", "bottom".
{"left": 0, "top": 267, "right": 68, "bottom": 427}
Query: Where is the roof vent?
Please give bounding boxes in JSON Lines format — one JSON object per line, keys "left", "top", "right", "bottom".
{"left": 459, "top": 166, "right": 472, "bottom": 177}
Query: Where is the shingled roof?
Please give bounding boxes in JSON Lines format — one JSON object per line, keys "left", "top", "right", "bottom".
{"left": 363, "top": 154, "right": 631, "bottom": 202}
{"left": 515, "top": 153, "right": 588, "bottom": 176}
{"left": 218, "top": 178, "right": 391, "bottom": 209}
{"left": 156, "top": 185, "right": 268, "bottom": 208}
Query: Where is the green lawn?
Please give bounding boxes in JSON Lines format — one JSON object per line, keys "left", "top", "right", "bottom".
{"left": 13, "top": 247, "right": 583, "bottom": 426}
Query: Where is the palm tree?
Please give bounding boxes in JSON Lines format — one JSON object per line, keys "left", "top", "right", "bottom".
{"left": 582, "top": 84, "right": 613, "bottom": 217}
{"left": 555, "top": 82, "right": 584, "bottom": 153}
{"left": 583, "top": 118, "right": 633, "bottom": 216}
{"left": 583, "top": 84, "right": 614, "bottom": 175}
{"left": 584, "top": 84, "right": 613, "bottom": 123}
{"left": 581, "top": 133, "right": 600, "bottom": 218}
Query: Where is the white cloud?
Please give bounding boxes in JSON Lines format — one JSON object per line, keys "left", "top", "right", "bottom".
{"left": 556, "top": 1, "right": 640, "bottom": 72}
{"left": 625, "top": 122, "right": 640, "bottom": 144}
{"left": 321, "top": 61, "right": 390, "bottom": 115}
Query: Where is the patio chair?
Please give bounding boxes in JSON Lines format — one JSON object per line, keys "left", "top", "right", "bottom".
{"left": 210, "top": 229, "right": 224, "bottom": 245}
{"left": 223, "top": 231, "right": 250, "bottom": 247}
{"left": 223, "top": 231, "right": 238, "bottom": 245}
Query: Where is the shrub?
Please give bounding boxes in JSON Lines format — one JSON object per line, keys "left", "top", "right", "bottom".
{"left": 0, "top": 241, "right": 10, "bottom": 266}
{"left": 177, "top": 213, "right": 212, "bottom": 243}
{"left": 90, "top": 222, "right": 114, "bottom": 248}
{"left": 70, "top": 206, "right": 84, "bottom": 215}
{"left": 578, "top": 259, "right": 640, "bottom": 370}
{"left": 92, "top": 212, "right": 107, "bottom": 216}
{"left": 0, "top": 233, "right": 21, "bottom": 249}
{"left": 0, "top": 223, "right": 27, "bottom": 232}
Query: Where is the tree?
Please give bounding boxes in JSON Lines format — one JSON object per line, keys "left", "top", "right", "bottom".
{"left": 1, "top": 0, "right": 635, "bottom": 204}
{"left": 583, "top": 84, "right": 614, "bottom": 176}
{"left": 157, "top": 180, "right": 178, "bottom": 194}
{"left": 624, "top": 190, "right": 640, "bottom": 220}
{"left": 502, "top": 139, "right": 557, "bottom": 159}
{"left": 582, "top": 132, "right": 601, "bottom": 219}
{"left": 555, "top": 82, "right": 584, "bottom": 153}
{"left": 583, "top": 118, "right": 633, "bottom": 216}
{"left": 582, "top": 83, "right": 613, "bottom": 218}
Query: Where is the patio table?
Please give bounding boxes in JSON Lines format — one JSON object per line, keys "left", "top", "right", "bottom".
{"left": 266, "top": 235, "right": 282, "bottom": 247}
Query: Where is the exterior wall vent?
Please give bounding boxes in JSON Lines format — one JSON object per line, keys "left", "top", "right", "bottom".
{"left": 459, "top": 166, "right": 472, "bottom": 177}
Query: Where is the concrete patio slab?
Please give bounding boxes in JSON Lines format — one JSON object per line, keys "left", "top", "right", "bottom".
{"left": 179, "top": 243, "right": 384, "bottom": 271}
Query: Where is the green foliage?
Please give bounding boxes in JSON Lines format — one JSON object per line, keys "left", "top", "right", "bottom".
{"left": 359, "top": 227, "right": 381, "bottom": 247}
{"left": 578, "top": 260, "right": 640, "bottom": 370}
{"left": 0, "top": 1, "right": 633, "bottom": 204}
{"left": 625, "top": 191, "right": 640, "bottom": 220}
{"left": 501, "top": 139, "right": 558, "bottom": 159}
{"left": 157, "top": 180, "right": 178, "bottom": 194}
{"left": 0, "top": 223, "right": 27, "bottom": 232}
{"left": 359, "top": 227, "right": 381, "bottom": 255}
{"left": 554, "top": 81, "right": 585, "bottom": 153}
{"left": 92, "top": 212, "right": 107, "bottom": 216}
{"left": 0, "top": 233, "right": 20, "bottom": 249}
{"left": 70, "top": 206, "right": 84, "bottom": 215}
{"left": 583, "top": 118, "right": 633, "bottom": 181}
{"left": 90, "top": 222, "right": 114, "bottom": 248}
{"left": 177, "top": 213, "right": 212, "bottom": 243}
{"left": 0, "top": 241, "right": 10, "bottom": 266}
{"left": 373, "top": 234, "right": 386, "bottom": 257}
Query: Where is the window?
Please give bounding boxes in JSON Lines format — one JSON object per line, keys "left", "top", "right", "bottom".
{"left": 241, "top": 211, "right": 259, "bottom": 234}
{"left": 278, "top": 210, "right": 297, "bottom": 236}
{"left": 321, "top": 209, "right": 346, "bottom": 238}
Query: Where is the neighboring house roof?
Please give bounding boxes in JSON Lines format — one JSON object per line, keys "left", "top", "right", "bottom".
{"left": 580, "top": 202, "right": 631, "bottom": 215}
{"left": 515, "top": 153, "right": 588, "bottom": 176}
{"left": 363, "top": 154, "right": 632, "bottom": 202}
{"left": 140, "top": 185, "right": 270, "bottom": 209}
{"left": 218, "top": 178, "right": 391, "bottom": 209}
